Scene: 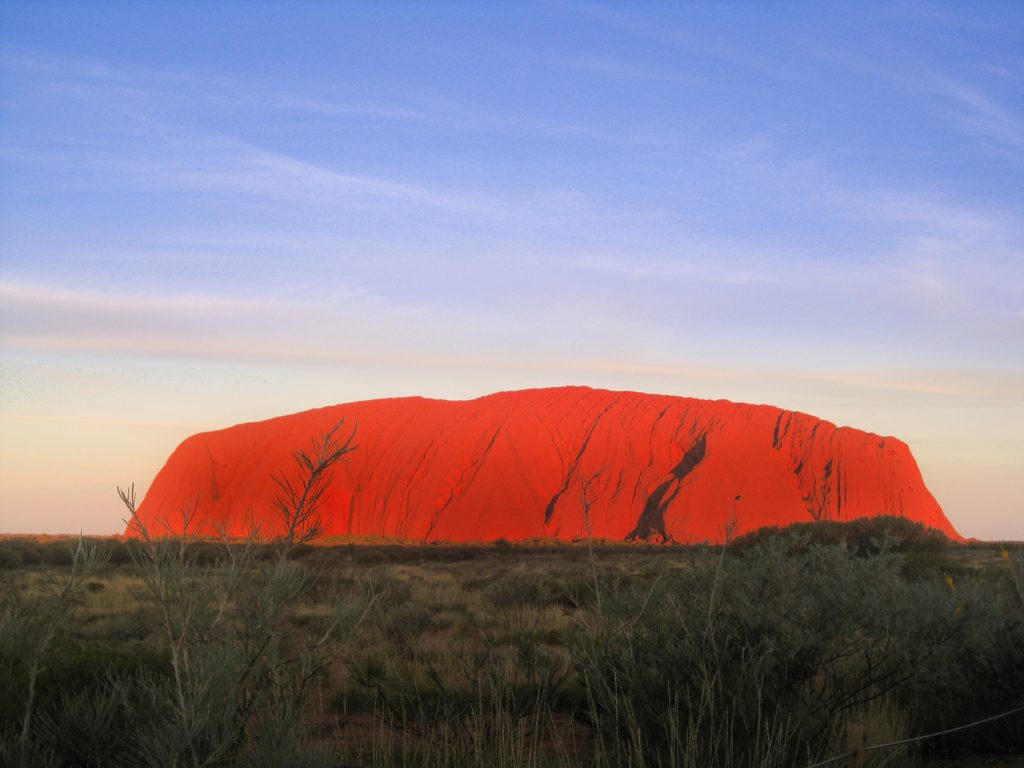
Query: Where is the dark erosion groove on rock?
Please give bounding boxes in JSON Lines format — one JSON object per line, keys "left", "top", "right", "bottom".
{"left": 130, "top": 386, "right": 960, "bottom": 543}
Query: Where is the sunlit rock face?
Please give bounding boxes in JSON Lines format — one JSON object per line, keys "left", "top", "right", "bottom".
{"left": 130, "top": 387, "right": 960, "bottom": 543}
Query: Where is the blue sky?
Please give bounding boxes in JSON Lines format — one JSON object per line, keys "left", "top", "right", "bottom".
{"left": 1, "top": 1, "right": 1022, "bottom": 538}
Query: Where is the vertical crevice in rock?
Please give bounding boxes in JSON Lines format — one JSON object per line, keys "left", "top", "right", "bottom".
{"left": 772, "top": 412, "right": 788, "bottom": 449}
{"left": 543, "top": 404, "right": 614, "bottom": 523}
{"left": 812, "top": 458, "right": 834, "bottom": 521}
{"left": 628, "top": 432, "right": 707, "bottom": 541}
{"left": 423, "top": 426, "right": 500, "bottom": 540}
{"left": 207, "top": 446, "right": 220, "bottom": 502}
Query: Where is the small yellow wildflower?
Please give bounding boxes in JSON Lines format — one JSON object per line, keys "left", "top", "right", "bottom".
{"left": 945, "top": 575, "right": 955, "bottom": 589}
{"left": 1001, "top": 549, "right": 1010, "bottom": 560}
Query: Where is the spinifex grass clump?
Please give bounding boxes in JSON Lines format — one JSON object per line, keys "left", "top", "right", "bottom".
{"left": 568, "top": 538, "right": 950, "bottom": 767}
{"left": 576, "top": 535, "right": 1024, "bottom": 767}
{"left": 0, "top": 538, "right": 107, "bottom": 768}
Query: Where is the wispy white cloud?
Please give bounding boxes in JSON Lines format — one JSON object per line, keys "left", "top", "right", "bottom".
{"left": 554, "top": 52, "right": 673, "bottom": 82}
{"left": 856, "top": 191, "right": 1004, "bottom": 233}
{"left": 161, "top": 147, "right": 509, "bottom": 215}
{"left": 569, "top": 248, "right": 789, "bottom": 287}
{"left": 0, "top": 279, "right": 358, "bottom": 363}
{"left": 2, "top": 279, "right": 1020, "bottom": 405}
{"left": 0, "top": 50, "right": 191, "bottom": 86}
{"left": 929, "top": 77, "right": 1024, "bottom": 150}
{"left": 2, "top": 51, "right": 516, "bottom": 216}
{"left": 4, "top": 48, "right": 609, "bottom": 146}
{"left": 805, "top": 40, "right": 1024, "bottom": 156}
{"left": 566, "top": 2, "right": 800, "bottom": 79}
{"left": 3, "top": 124, "right": 514, "bottom": 223}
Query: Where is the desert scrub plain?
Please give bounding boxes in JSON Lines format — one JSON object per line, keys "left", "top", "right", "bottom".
{"left": 0, "top": 520, "right": 1022, "bottom": 768}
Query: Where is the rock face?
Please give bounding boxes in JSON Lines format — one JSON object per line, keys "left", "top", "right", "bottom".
{"left": 131, "top": 387, "right": 960, "bottom": 543}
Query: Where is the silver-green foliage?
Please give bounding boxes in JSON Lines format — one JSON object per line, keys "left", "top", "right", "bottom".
{"left": 0, "top": 537, "right": 107, "bottom": 768}
{"left": 0, "top": 421, "right": 372, "bottom": 768}
{"left": 111, "top": 420, "right": 373, "bottom": 768}
{"left": 568, "top": 536, "right": 972, "bottom": 768}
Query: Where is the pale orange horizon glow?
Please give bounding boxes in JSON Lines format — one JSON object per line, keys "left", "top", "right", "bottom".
{"left": 1, "top": 354, "right": 1021, "bottom": 541}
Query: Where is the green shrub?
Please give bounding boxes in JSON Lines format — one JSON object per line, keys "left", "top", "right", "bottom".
{"left": 38, "top": 543, "right": 74, "bottom": 567}
{"left": 0, "top": 546, "right": 23, "bottom": 570}
{"left": 0, "top": 540, "right": 42, "bottom": 567}
{"left": 485, "top": 570, "right": 561, "bottom": 608}
{"left": 733, "top": 516, "right": 952, "bottom": 555}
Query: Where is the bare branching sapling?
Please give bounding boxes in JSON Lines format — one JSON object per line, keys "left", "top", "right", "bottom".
{"left": 273, "top": 420, "right": 358, "bottom": 555}
{"left": 114, "top": 420, "right": 365, "bottom": 766}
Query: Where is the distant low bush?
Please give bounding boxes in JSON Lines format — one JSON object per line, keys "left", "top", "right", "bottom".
{"left": 0, "top": 540, "right": 42, "bottom": 567}
{"left": 0, "top": 545, "right": 23, "bottom": 570}
{"left": 484, "top": 570, "right": 562, "bottom": 607}
{"left": 732, "top": 515, "right": 952, "bottom": 555}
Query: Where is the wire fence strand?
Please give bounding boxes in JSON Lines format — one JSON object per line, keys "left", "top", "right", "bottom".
{"left": 804, "top": 749, "right": 856, "bottom": 768}
{"left": 867, "top": 703, "right": 1024, "bottom": 753}
{"left": 804, "top": 702, "right": 1024, "bottom": 768}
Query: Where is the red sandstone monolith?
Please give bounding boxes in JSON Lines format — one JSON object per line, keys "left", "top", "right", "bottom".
{"left": 130, "top": 387, "right": 959, "bottom": 543}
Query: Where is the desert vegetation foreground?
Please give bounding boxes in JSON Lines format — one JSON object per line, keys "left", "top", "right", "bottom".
{"left": 1, "top": 519, "right": 1022, "bottom": 768}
